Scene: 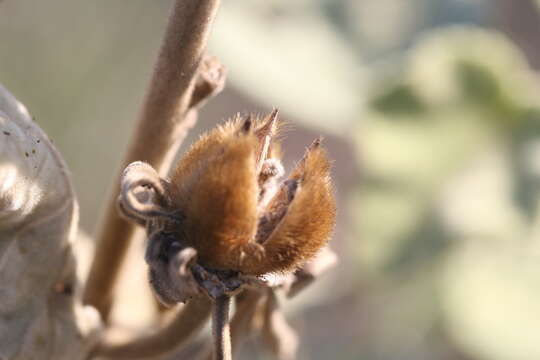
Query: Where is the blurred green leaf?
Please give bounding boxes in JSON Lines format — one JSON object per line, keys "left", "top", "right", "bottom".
{"left": 352, "top": 26, "right": 540, "bottom": 273}
{"left": 371, "top": 84, "right": 426, "bottom": 115}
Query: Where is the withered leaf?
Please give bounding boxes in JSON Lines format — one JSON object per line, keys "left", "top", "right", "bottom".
{"left": 0, "top": 84, "right": 101, "bottom": 359}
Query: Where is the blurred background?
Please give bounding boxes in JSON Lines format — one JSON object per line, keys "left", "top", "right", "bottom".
{"left": 3, "top": 0, "right": 540, "bottom": 359}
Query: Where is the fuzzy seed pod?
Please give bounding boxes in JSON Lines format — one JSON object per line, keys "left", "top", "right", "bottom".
{"left": 166, "top": 111, "right": 335, "bottom": 275}
{"left": 120, "top": 110, "right": 336, "bottom": 280}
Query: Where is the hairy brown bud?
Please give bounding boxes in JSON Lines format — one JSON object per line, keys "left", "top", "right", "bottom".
{"left": 119, "top": 111, "right": 336, "bottom": 302}
{"left": 166, "top": 111, "right": 335, "bottom": 274}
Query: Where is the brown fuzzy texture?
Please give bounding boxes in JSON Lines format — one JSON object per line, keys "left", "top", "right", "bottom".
{"left": 173, "top": 134, "right": 259, "bottom": 270}
{"left": 241, "top": 144, "right": 336, "bottom": 274}
{"left": 168, "top": 113, "right": 336, "bottom": 275}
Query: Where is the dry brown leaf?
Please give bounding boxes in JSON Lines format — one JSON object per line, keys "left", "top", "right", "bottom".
{"left": 0, "top": 84, "right": 101, "bottom": 359}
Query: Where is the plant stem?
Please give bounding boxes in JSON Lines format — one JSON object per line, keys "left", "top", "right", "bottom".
{"left": 91, "top": 295, "right": 212, "bottom": 359}
{"left": 196, "top": 290, "right": 264, "bottom": 360}
{"left": 83, "top": 0, "right": 222, "bottom": 320}
{"left": 212, "top": 295, "right": 232, "bottom": 360}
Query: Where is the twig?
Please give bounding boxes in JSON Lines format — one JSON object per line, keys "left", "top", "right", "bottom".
{"left": 83, "top": 0, "right": 222, "bottom": 320}
{"left": 212, "top": 295, "right": 232, "bottom": 360}
{"left": 286, "top": 246, "right": 337, "bottom": 298}
{"left": 91, "top": 295, "right": 212, "bottom": 359}
{"left": 195, "top": 290, "right": 264, "bottom": 360}
{"left": 260, "top": 290, "right": 298, "bottom": 360}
